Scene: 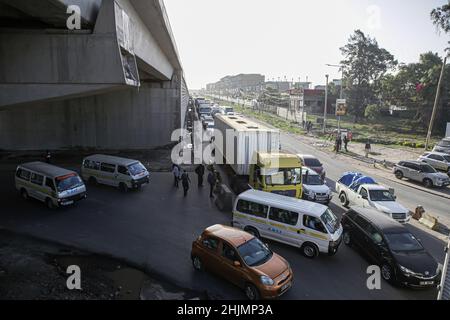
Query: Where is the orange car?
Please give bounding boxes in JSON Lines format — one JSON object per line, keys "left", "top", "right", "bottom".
{"left": 191, "top": 224, "right": 293, "bottom": 300}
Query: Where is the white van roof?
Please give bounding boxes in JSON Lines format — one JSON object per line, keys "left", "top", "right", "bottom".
{"left": 237, "top": 189, "right": 328, "bottom": 216}
{"left": 19, "top": 162, "right": 76, "bottom": 178}
{"left": 84, "top": 154, "right": 139, "bottom": 166}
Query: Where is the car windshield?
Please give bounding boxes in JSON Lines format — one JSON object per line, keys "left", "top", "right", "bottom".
{"left": 302, "top": 173, "right": 323, "bottom": 185}
{"left": 128, "top": 162, "right": 147, "bottom": 176}
{"left": 237, "top": 238, "right": 273, "bottom": 267}
{"left": 384, "top": 233, "right": 423, "bottom": 252}
{"left": 56, "top": 174, "right": 83, "bottom": 192}
{"left": 304, "top": 158, "right": 321, "bottom": 167}
{"left": 321, "top": 209, "right": 339, "bottom": 234}
{"left": 444, "top": 155, "right": 450, "bottom": 162}
{"left": 264, "top": 168, "right": 302, "bottom": 186}
{"left": 369, "top": 190, "right": 395, "bottom": 201}
{"left": 421, "top": 165, "right": 437, "bottom": 173}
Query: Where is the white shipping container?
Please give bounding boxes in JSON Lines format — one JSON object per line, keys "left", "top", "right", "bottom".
{"left": 214, "top": 114, "right": 280, "bottom": 175}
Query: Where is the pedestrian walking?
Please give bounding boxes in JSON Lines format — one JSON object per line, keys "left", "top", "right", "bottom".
{"left": 343, "top": 135, "right": 349, "bottom": 152}
{"left": 195, "top": 164, "right": 205, "bottom": 187}
{"left": 172, "top": 164, "right": 180, "bottom": 188}
{"left": 207, "top": 170, "right": 217, "bottom": 198}
{"left": 335, "top": 134, "right": 342, "bottom": 153}
{"left": 365, "top": 139, "right": 372, "bottom": 158}
{"left": 181, "top": 170, "right": 191, "bottom": 197}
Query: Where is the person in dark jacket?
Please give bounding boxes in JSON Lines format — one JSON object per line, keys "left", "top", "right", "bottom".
{"left": 172, "top": 164, "right": 180, "bottom": 188}
{"left": 195, "top": 164, "right": 205, "bottom": 188}
{"left": 181, "top": 170, "right": 191, "bottom": 197}
{"left": 45, "top": 150, "right": 52, "bottom": 164}
{"left": 207, "top": 170, "right": 217, "bottom": 198}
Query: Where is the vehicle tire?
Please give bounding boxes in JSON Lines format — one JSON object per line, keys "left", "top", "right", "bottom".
{"left": 244, "top": 227, "right": 260, "bottom": 239}
{"left": 301, "top": 242, "right": 319, "bottom": 259}
{"left": 244, "top": 283, "right": 260, "bottom": 301}
{"left": 192, "top": 256, "right": 203, "bottom": 271}
{"left": 119, "top": 182, "right": 128, "bottom": 193}
{"left": 339, "top": 192, "right": 349, "bottom": 207}
{"left": 46, "top": 198, "right": 55, "bottom": 209}
{"left": 20, "top": 189, "right": 29, "bottom": 200}
{"left": 88, "top": 176, "right": 97, "bottom": 186}
{"left": 343, "top": 231, "right": 352, "bottom": 246}
{"left": 423, "top": 178, "right": 433, "bottom": 189}
{"left": 394, "top": 171, "right": 403, "bottom": 180}
{"left": 381, "top": 263, "right": 395, "bottom": 284}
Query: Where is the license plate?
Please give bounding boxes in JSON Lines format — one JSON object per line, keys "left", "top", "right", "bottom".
{"left": 420, "top": 281, "right": 434, "bottom": 286}
{"left": 62, "top": 200, "right": 74, "bottom": 206}
{"left": 281, "top": 282, "right": 291, "bottom": 292}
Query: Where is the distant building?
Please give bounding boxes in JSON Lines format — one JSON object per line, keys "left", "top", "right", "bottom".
{"left": 303, "top": 89, "right": 335, "bottom": 114}
{"left": 265, "top": 81, "right": 291, "bottom": 92}
{"left": 207, "top": 74, "right": 265, "bottom": 94}
{"left": 314, "top": 85, "right": 326, "bottom": 90}
{"left": 294, "top": 82, "right": 311, "bottom": 89}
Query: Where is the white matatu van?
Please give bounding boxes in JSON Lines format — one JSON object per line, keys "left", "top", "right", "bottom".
{"left": 232, "top": 189, "right": 343, "bottom": 259}
{"left": 15, "top": 162, "right": 86, "bottom": 209}
{"left": 81, "top": 154, "right": 150, "bottom": 192}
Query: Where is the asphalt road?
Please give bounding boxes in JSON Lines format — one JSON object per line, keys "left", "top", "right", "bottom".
{"left": 0, "top": 158, "right": 445, "bottom": 300}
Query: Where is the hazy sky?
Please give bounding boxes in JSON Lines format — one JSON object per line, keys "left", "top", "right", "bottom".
{"left": 164, "top": 0, "right": 449, "bottom": 89}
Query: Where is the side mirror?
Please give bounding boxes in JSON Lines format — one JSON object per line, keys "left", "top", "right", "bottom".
{"left": 362, "top": 195, "right": 368, "bottom": 200}
{"left": 233, "top": 261, "right": 241, "bottom": 267}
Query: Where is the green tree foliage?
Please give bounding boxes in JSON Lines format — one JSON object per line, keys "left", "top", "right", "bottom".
{"left": 364, "top": 104, "right": 381, "bottom": 120}
{"left": 340, "top": 30, "right": 397, "bottom": 121}
{"left": 431, "top": 1, "right": 450, "bottom": 50}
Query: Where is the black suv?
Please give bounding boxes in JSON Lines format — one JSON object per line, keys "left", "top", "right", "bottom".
{"left": 341, "top": 207, "right": 441, "bottom": 288}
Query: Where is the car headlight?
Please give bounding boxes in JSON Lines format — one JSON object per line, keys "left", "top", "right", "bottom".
{"left": 260, "top": 275, "right": 274, "bottom": 286}
{"left": 399, "top": 265, "right": 415, "bottom": 276}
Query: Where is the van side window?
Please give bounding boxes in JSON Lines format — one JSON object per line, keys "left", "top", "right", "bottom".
{"left": 118, "top": 166, "right": 128, "bottom": 175}
{"left": 101, "top": 163, "right": 116, "bottom": 173}
{"left": 202, "top": 237, "right": 218, "bottom": 251}
{"left": 83, "top": 160, "right": 90, "bottom": 168}
{"left": 269, "top": 207, "right": 299, "bottom": 226}
{"left": 303, "top": 215, "right": 327, "bottom": 233}
{"left": 30, "top": 173, "right": 44, "bottom": 186}
{"left": 236, "top": 200, "right": 268, "bottom": 218}
{"left": 45, "top": 178, "right": 56, "bottom": 192}
{"left": 17, "top": 169, "right": 31, "bottom": 181}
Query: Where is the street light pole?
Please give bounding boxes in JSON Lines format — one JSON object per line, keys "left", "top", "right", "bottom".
{"left": 323, "top": 74, "right": 329, "bottom": 133}
{"left": 425, "top": 55, "right": 447, "bottom": 150}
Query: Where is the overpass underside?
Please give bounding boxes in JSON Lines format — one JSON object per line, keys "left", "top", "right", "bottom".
{"left": 0, "top": 0, "right": 188, "bottom": 150}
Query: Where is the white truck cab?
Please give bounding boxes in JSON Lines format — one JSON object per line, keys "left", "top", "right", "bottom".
{"left": 336, "top": 172, "right": 410, "bottom": 224}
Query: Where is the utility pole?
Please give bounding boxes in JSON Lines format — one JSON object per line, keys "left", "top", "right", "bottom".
{"left": 425, "top": 55, "right": 447, "bottom": 150}
{"left": 323, "top": 74, "right": 329, "bottom": 133}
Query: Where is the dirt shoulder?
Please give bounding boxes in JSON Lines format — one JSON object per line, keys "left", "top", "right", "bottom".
{"left": 0, "top": 230, "right": 203, "bottom": 300}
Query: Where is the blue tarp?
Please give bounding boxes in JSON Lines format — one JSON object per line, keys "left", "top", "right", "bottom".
{"left": 339, "top": 172, "right": 377, "bottom": 191}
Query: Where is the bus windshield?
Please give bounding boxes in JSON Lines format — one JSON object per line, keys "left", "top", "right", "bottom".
{"left": 56, "top": 174, "right": 84, "bottom": 192}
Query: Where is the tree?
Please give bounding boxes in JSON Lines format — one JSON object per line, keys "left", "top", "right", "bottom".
{"left": 431, "top": 1, "right": 450, "bottom": 50}
{"left": 340, "top": 30, "right": 397, "bottom": 121}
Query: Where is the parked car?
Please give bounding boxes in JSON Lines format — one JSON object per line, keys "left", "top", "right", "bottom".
{"left": 341, "top": 207, "right": 441, "bottom": 288}
{"left": 297, "top": 154, "right": 326, "bottom": 180}
{"left": 301, "top": 167, "right": 332, "bottom": 204}
{"left": 418, "top": 152, "right": 450, "bottom": 172}
{"left": 15, "top": 162, "right": 86, "bottom": 209}
{"left": 393, "top": 161, "right": 450, "bottom": 188}
{"left": 433, "top": 137, "right": 450, "bottom": 155}
{"left": 191, "top": 224, "right": 293, "bottom": 300}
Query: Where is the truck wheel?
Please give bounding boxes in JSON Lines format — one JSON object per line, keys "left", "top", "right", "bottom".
{"left": 394, "top": 171, "right": 403, "bottom": 180}
{"left": 20, "top": 189, "right": 29, "bottom": 200}
{"left": 339, "top": 192, "right": 349, "bottom": 207}
{"left": 46, "top": 198, "right": 55, "bottom": 209}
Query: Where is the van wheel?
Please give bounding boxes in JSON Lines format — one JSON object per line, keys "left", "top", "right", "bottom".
{"left": 88, "top": 177, "right": 97, "bottom": 186}
{"left": 192, "top": 256, "right": 203, "bottom": 271}
{"left": 343, "top": 231, "right": 352, "bottom": 246}
{"left": 244, "top": 227, "right": 260, "bottom": 239}
{"left": 301, "top": 243, "right": 319, "bottom": 259}
{"left": 394, "top": 171, "right": 403, "bottom": 180}
{"left": 119, "top": 183, "right": 128, "bottom": 193}
{"left": 423, "top": 178, "right": 433, "bottom": 188}
{"left": 46, "top": 198, "right": 55, "bottom": 209}
{"left": 244, "top": 283, "right": 260, "bottom": 301}
{"left": 20, "top": 189, "right": 29, "bottom": 200}
{"left": 339, "top": 192, "right": 349, "bottom": 207}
